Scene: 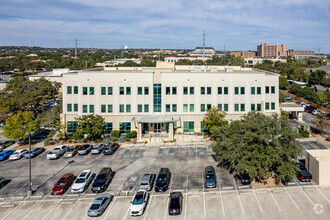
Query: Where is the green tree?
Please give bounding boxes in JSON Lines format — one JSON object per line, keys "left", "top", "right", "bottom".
{"left": 211, "top": 112, "right": 300, "bottom": 183}
{"left": 73, "top": 114, "right": 105, "bottom": 140}
{"left": 38, "top": 104, "right": 62, "bottom": 128}
{"left": 279, "top": 76, "right": 289, "bottom": 89}
{"left": 280, "top": 110, "right": 290, "bottom": 121}
{"left": 230, "top": 55, "right": 244, "bottom": 67}
{"left": 313, "top": 91, "right": 328, "bottom": 106}
{"left": 202, "top": 106, "right": 227, "bottom": 134}
{"left": 279, "top": 92, "right": 286, "bottom": 103}
{"left": 3, "top": 111, "right": 40, "bottom": 140}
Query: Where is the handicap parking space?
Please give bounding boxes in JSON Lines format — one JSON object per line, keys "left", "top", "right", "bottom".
{"left": 168, "top": 147, "right": 178, "bottom": 157}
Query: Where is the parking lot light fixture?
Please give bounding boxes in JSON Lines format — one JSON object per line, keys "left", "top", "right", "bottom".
{"left": 25, "top": 131, "right": 34, "bottom": 196}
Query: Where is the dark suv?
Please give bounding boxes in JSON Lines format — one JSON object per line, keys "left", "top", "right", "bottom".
{"left": 205, "top": 166, "right": 216, "bottom": 188}
{"left": 103, "top": 143, "right": 119, "bottom": 155}
{"left": 155, "top": 168, "right": 171, "bottom": 192}
{"left": 92, "top": 167, "right": 113, "bottom": 193}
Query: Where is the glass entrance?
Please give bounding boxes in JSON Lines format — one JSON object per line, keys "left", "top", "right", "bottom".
{"left": 154, "top": 123, "right": 161, "bottom": 133}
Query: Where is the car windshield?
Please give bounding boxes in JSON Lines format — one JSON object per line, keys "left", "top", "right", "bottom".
{"left": 75, "top": 178, "right": 85, "bottom": 183}
{"left": 157, "top": 175, "right": 167, "bottom": 184}
{"left": 95, "top": 174, "right": 106, "bottom": 183}
{"left": 67, "top": 148, "right": 74, "bottom": 152}
{"left": 206, "top": 174, "right": 215, "bottom": 179}
{"left": 90, "top": 204, "right": 100, "bottom": 210}
{"left": 55, "top": 181, "right": 66, "bottom": 186}
{"left": 170, "top": 198, "right": 180, "bottom": 209}
{"left": 132, "top": 194, "right": 144, "bottom": 205}
{"left": 12, "top": 152, "right": 20, "bottom": 155}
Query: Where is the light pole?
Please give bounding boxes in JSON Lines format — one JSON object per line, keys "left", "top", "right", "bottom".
{"left": 25, "top": 131, "right": 34, "bottom": 196}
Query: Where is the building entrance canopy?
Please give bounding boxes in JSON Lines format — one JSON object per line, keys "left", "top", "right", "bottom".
{"left": 134, "top": 116, "right": 178, "bottom": 124}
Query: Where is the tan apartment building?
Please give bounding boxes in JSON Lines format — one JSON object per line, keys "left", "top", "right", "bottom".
{"left": 257, "top": 43, "right": 287, "bottom": 58}
{"left": 61, "top": 62, "right": 279, "bottom": 141}
{"left": 230, "top": 51, "right": 256, "bottom": 58}
{"left": 287, "top": 49, "right": 315, "bottom": 59}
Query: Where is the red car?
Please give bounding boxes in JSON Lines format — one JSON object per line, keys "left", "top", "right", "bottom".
{"left": 51, "top": 173, "right": 75, "bottom": 195}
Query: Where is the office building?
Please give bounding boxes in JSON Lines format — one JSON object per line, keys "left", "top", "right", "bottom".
{"left": 62, "top": 62, "right": 279, "bottom": 141}
{"left": 189, "top": 47, "right": 215, "bottom": 57}
{"left": 257, "top": 43, "right": 287, "bottom": 58}
{"left": 287, "top": 49, "right": 315, "bottom": 59}
{"left": 230, "top": 51, "right": 256, "bottom": 58}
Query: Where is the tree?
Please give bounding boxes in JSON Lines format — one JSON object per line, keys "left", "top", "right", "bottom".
{"left": 313, "top": 91, "right": 328, "bottom": 106}
{"left": 73, "top": 114, "right": 105, "bottom": 140}
{"left": 311, "top": 114, "right": 330, "bottom": 135}
{"left": 202, "top": 106, "right": 227, "bottom": 134}
{"left": 211, "top": 112, "right": 301, "bottom": 183}
{"left": 280, "top": 109, "right": 290, "bottom": 121}
{"left": 279, "top": 92, "right": 286, "bottom": 103}
{"left": 279, "top": 76, "right": 289, "bottom": 89}
{"left": 38, "top": 104, "right": 62, "bottom": 128}
{"left": 230, "top": 55, "right": 244, "bottom": 67}
{"left": 3, "top": 111, "right": 40, "bottom": 140}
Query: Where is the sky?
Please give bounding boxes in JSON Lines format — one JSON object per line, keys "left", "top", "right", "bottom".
{"left": 0, "top": 0, "right": 330, "bottom": 52}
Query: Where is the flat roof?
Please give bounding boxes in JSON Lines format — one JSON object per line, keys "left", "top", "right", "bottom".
{"left": 307, "top": 150, "right": 330, "bottom": 162}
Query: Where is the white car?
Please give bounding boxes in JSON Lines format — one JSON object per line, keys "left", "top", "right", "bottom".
{"left": 312, "top": 110, "right": 319, "bottom": 115}
{"left": 71, "top": 170, "right": 94, "bottom": 193}
{"left": 129, "top": 190, "right": 149, "bottom": 216}
{"left": 9, "top": 149, "right": 27, "bottom": 160}
{"left": 91, "top": 143, "right": 104, "bottom": 154}
{"left": 47, "top": 145, "right": 69, "bottom": 160}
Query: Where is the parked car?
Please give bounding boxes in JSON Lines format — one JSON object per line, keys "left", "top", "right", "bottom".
{"left": 168, "top": 192, "right": 183, "bottom": 215}
{"left": 0, "top": 140, "right": 15, "bottom": 150}
{"left": 117, "top": 136, "right": 126, "bottom": 143}
{"left": 295, "top": 162, "right": 306, "bottom": 170}
{"left": 24, "top": 147, "right": 45, "bottom": 158}
{"left": 239, "top": 173, "right": 251, "bottom": 185}
{"left": 92, "top": 167, "right": 113, "bottom": 193}
{"left": 51, "top": 173, "right": 75, "bottom": 195}
{"left": 64, "top": 145, "right": 81, "bottom": 158}
{"left": 312, "top": 110, "right": 319, "bottom": 115}
{"left": 9, "top": 149, "right": 27, "bottom": 160}
{"left": 47, "top": 145, "right": 69, "bottom": 160}
{"left": 155, "top": 168, "right": 171, "bottom": 192}
{"left": 138, "top": 172, "right": 155, "bottom": 191}
{"left": 103, "top": 143, "right": 119, "bottom": 155}
{"left": 0, "top": 150, "right": 15, "bottom": 161}
{"left": 205, "top": 166, "right": 216, "bottom": 188}
{"left": 17, "top": 134, "right": 46, "bottom": 145}
{"left": 88, "top": 194, "right": 113, "bottom": 217}
{"left": 0, "top": 176, "right": 6, "bottom": 188}
{"left": 286, "top": 96, "right": 292, "bottom": 100}
{"left": 71, "top": 170, "right": 94, "bottom": 193}
{"left": 91, "top": 143, "right": 105, "bottom": 154}
{"left": 78, "top": 144, "right": 93, "bottom": 155}
{"left": 129, "top": 190, "right": 149, "bottom": 216}
{"left": 298, "top": 170, "right": 312, "bottom": 182}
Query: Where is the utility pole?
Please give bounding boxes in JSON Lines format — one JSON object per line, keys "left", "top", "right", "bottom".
{"left": 203, "top": 30, "right": 205, "bottom": 59}
{"left": 75, "top": 37, "right": 78, "bottom": 57}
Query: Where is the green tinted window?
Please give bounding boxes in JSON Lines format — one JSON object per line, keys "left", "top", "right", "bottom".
{"left": 183, "top": 104, "right": 188, "bottom": 112}
{"left": 89, "top": 87, "right": 94, "bottom": 95}
{"left": 74, "top": 86, "right": 78, "bottom": 94}
{"left": 83, "top": 87, "right": 87, "bottom": 95}
{"left": 126, "top": 104, "right": 131, "bottom": 112}
{"left": 119, "top": 105, "right": 124, "bottom": 112}
{"left": 190, "top": 104, "right": 194, "bottom": 112}
{"left": 101, "top": 87, "right": 106, "bottom": 95}
{"left": 67, "top": 104, "right": 72, "bottom": 112}
{"left": 251, "top": 87, "right": 255, "bottom": 95}
{"left": 108, "top": 105, "right": 113, "bottom": 113}
{"left": 101, "top": 105, "right": 106, "bottom": 113}
{"left": 172, "top": 104, "right": 177, "bottom": 112}
{"left": 67, "top": 86, "right": 72, "bottom": 94}
{"left": 89, "top": 105, "right": 94, "bottom": 113}
{"left": 224, "top": 87, "right": 228, "bottom": 94}
{"left": 201, "top": 104, "right": 205, "bottom": 112}
{"left": 144, "top": 104, "right": 149, "bottom": 112}
{"left": 108, "top": 87, "right": 113, "bottom": 95}
{"left": 166, "top": 104, "right": 170, "bottom": 112}
{"left": 235, "top": 104, "right": 239, "bottom": 112}
{"left": 138, "top": 87, "right": 142, "bottom": 95}
{"left": 138, "top": 104, "right": 143, "bottom": 112}
{"left": 83, "top": 105, "right": 87, "bottom": 113}
{"left": 224, "top": 104, "right": 228, "bottom": 112}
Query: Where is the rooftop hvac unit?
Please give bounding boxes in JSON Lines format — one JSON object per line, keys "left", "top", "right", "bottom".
{"left": 225, "top": 68, "right": 233, "bottom": 73}
{"left": 210, "top": 67, "right": 218, "bottom": 72}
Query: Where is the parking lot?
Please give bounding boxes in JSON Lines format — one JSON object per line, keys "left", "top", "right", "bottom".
{"left": 0, "top": 143, "right": 330, "bottom": 219}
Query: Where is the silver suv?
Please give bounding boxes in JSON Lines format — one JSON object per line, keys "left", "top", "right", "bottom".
{"left": 138, "top": 172, "right": 155, "bottom": 191}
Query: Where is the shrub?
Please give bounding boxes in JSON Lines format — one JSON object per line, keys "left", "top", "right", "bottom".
{"left": 44, "top": 137, "right": 55, "bottom": 146}
{"left": 126, "top": 131, "right": 137, "bottom": 140}
{"left": 298, "top": 129, "right": 310, "bottom": 138}
{"left": 326, "top": 137, "right": 330, "bottom": 142}
{"left": 110, "top": 130, "right": 120, "bottom": 138}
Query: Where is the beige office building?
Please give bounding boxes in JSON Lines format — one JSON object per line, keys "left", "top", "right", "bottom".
{"left": 257, "top": 43, "right": 287, "bottom": 58}
{"left": 62, "top": 62, "right": 279, "bottom": 141}
{"left": 230, "top": 51, "right": 256, "bottom": 58}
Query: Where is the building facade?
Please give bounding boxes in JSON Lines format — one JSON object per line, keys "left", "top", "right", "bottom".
{"left": 244, "top": 58, "right": 287, "bottom": 67}
{"left": 230, "top": 51, "right": 256, "bottom": 58}
{"left": 189, "top": 47, "right": 215, "bottom": 57}
{"left": 62, "top": 62, "right": 279, "bottom": 141}
{"left": 257, "top": 43, "right": 287, "bottom": 58}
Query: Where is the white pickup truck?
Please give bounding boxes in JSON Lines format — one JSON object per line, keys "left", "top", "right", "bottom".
{"left": 47, "top": 145, "right": 69, "bottom": 160}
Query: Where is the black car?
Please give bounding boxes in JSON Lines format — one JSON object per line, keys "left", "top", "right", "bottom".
{"left": 169, "top": 192, "right": 183, "bottom": 215}
{"left": 103, "top": 143, "right": 119, "bottom": 155}
{"left": 155, "top": 168, "right": 171, "bottom": 192}
{"left": 92, "top": 167, "right": 113, "bottom": 193}
{"left": 298, "top": 170, "right": 312, "bottom": 182}
{"left": 295, "top": 162, "right": 306, "bottom": 170}
{"left": 239, "top": 173, "right": 251, "bottom": 185}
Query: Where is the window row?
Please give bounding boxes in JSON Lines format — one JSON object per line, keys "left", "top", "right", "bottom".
{"left": 67, "top": 86, "right": 276, "bottom": 95}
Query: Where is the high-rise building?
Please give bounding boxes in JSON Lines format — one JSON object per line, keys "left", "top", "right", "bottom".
{"left": 230, "top": 51, "right": 256, "bottom": 58}
{"left": 257, "top": 43, "right": 287, "bottom": 58}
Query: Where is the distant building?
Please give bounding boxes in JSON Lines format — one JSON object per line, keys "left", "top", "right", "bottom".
{"left": 230, "top": 51, "right": 256, "bottom": 58}
{"left": 244, "top": 57, "right": 287, "bottom": 67}
{"left": 96, "top": 58, "right": 142, "bottom": 67}
{"left": 257, "top": 43, "right": 287, "bottom": 58}
{"left": 189, "top": 47, "right": 215, "bottom": 57}
{"left": 164, "top": 56, "right": 211, "bottom": 63}
{"left": 287, "top": 49, "right": 315, "bottom": 59}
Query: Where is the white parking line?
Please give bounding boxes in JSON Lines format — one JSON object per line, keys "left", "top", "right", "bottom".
{"left": 293, "top": 179, "right": 316, "bottom": 208}
{"left": 251, "top": 184, "right": 263, "bottom": 213}
{"left": 184, "top": 175, "right": 188, "bottom": 219}
{"left": 23, "top": 192, "right": 51, "bottom": 220}
{"left": 233, "top": 178, "right": 244, "bottom": 215}
{"left": 42, "top": 196, "right": 64, "bottom": 220}
{"left": 62, "top": 194, "right": 83, "bottom": 220}
{"left": 123, "top": 199, "right": 131, "bottom": 220}
{"left": 1, "top": 197, "right": 28, "bottom": 220}
{"left": 102, "top": 197, "right": 116, "bottom": 220}
{"left": 164, "top": 194, "right": 170, "bottom": 219}
{"left": 268, "top": 188, "right": 281, "bottom": 211}
{"left": 312, "top": 182, "right": 330, "bottom": 203}
{"left": 217, "top": 178, "right": 225, "bottom": 216}
{"left": 202, "top": 174, "right": 206, "bottom": 217}
{"left": 143, "top": 194, "right": 153, "bottom": 220}
{"left": 284, "top": 187, "right": 300, "bottom": 210}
